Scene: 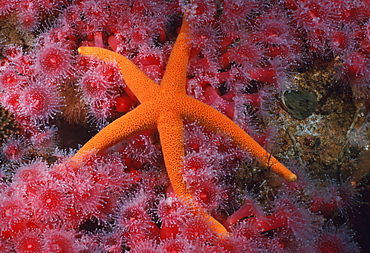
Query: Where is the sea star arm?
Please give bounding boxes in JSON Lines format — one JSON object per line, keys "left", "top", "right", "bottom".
{"left": 157, "top": 111, "right": 190, "bottom": 198}
{"left": 160, "top": 15, "right": 191, "bottom": 94}
{"left": 71, "top": 103, "right": 160, "bottom": 162}
{"left": 78, "top": 47, "right": 160, "bottom": 103}
{"left": 157, "top": 110, "right": 229, "bottom": 236}
{"left": 181, "top": 96, "right": 297, "bottom": 182}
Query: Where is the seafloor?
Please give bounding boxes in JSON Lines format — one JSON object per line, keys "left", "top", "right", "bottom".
{"left": 0, "top": 1, "right": 370, "bottom": 251}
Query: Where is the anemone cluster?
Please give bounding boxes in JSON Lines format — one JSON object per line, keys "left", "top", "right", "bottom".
{"left": 0, "top": 0, "right": 368, "bottom": 252}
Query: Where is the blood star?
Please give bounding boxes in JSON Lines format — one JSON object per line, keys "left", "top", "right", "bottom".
{"left": 72, "top": 14, "right": 297, "bottom": 236}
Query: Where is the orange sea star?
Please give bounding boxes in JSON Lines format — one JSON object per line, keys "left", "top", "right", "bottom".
{"left": 72, "top": 14, "right": 297, "bottom": 236}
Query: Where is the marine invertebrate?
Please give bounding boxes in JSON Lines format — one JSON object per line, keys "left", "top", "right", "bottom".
{"left": 219, "top": 0, "right": 262, "bottom": 30}
{"left": 19, "top": 80, "right": 61, "bottom": 121}
{"left": 311, "top": 180, "right": 359, "bottom": 216}
{"left": 0, "top": 195, "right": 30, "bottom": 233}
{"left": 72, "top": 13, "right": 297, "bottom": 237}
{"left": 252, "top": 7, "right": 302, "bottom": 64}
{"left": 68, "top": 167, "right": 108, "bottom": 217}
{"left": 118, "top": 192, "right": 160, "bottom": 245}
{"left": 0, "top": 0, "right": 365, "bottom": 251}
{"left": 0, "top": 0, "right": 14, "bottom": 16}
{"left": 13, "top": 228, "right": 44, "bottom": 253}
{"left": 35, "top": 42, "right": 74, "bottom": 79}
{"left": 290, "top": 0, "right": 331, "bottom": 52}
{"left": 30, "top": 127, "right": 56, "bottom": 151}
{"left": 41, "top": 227, "right": 80, "bottom": 253}
{"left": 17, "top": 2, "right": 40, "bottom": 31}
{"left": 12, "top": 160, "right": 49, "bottom": 196}
{"left": 1, "top": 136, "right": 27, "bottom": 162}
{"left": 157, "top": 196, "right": 192, "bottom": 239}
{"left": 0, "top": 68, "right": 27, "bottom": 91}
{"left": 30, "top": 181, "right": 71, "bottom": 221}
{"left": 223, "top": 193, "right": 265, "bottom": 230}
{"left": 77, "top": 60, "right": 125, "bottom": 125}
{"left": 312, "top": 222, "right": 360, "bottom": 253}
{"left": 158, "top": 237, "right": 189, "bottom": 253}
{"left": 340, "top": 50, "right": 370, "bottom": 91}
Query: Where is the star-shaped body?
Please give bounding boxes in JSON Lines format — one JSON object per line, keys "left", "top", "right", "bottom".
{"left": 72, "top": 15, "right": 297, "bottom": 236}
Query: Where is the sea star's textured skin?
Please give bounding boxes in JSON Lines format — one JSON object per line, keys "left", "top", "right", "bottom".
{"left": 72, "top": 15, "right": 297, "bottom": 236}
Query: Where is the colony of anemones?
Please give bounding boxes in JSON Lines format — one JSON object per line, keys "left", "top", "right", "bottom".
{"left": 0, "top": 0, "right": 366, "bottom": 252}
